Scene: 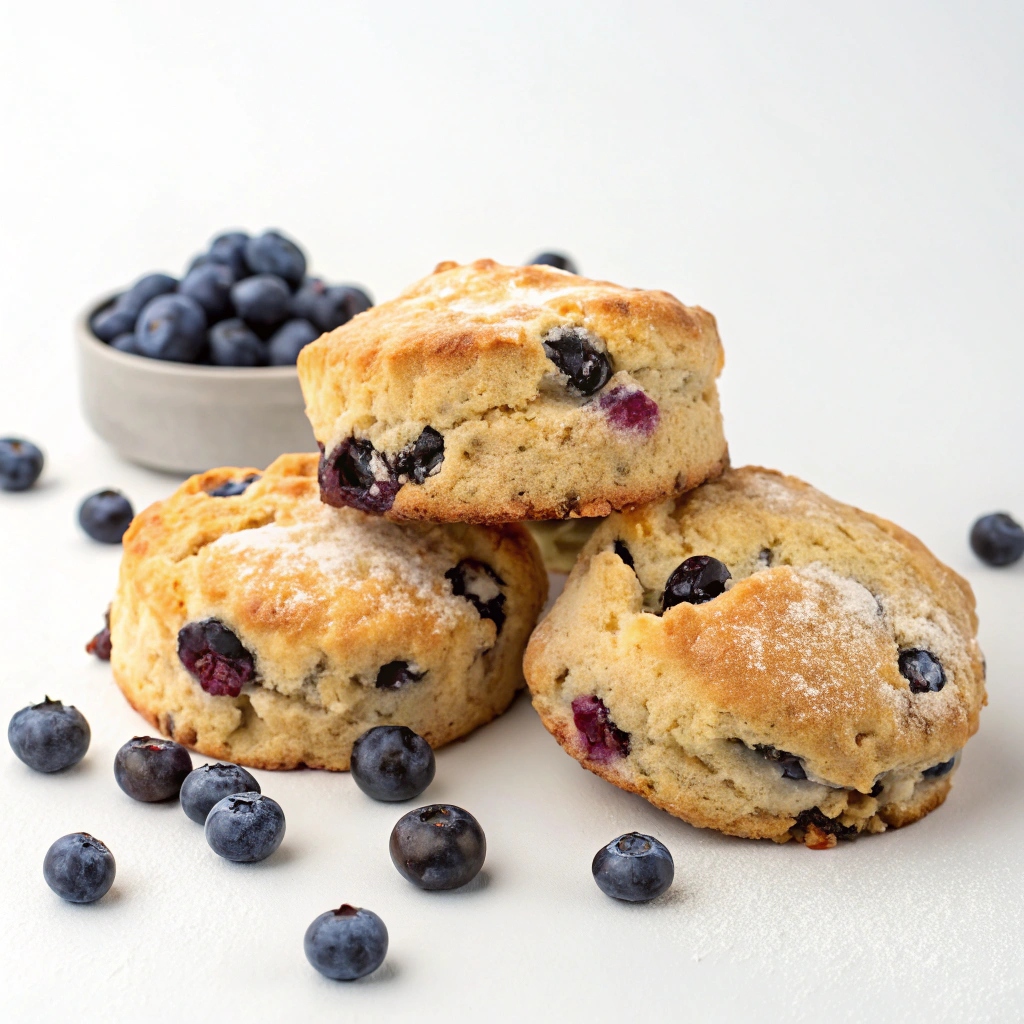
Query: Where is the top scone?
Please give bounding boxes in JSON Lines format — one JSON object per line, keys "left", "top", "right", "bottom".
{"left": 298, "top": 259, "right": 728, "bottom": 522}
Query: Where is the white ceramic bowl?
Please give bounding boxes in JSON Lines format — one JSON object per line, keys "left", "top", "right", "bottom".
{"left": 76, "top": 297, "right": 317, "bottom": 474}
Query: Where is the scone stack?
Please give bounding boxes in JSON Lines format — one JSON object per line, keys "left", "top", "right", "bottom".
{"left": 110, "top": 259, "right": 985, "bottom": 847}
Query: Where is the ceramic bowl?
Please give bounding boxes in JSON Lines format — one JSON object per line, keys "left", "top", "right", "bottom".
{"left": 76, "top": 296, "right": 316, "bottom": 474}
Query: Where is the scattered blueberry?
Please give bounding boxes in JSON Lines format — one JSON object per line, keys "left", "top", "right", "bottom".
{"left": 0, "top": 438, "right": 44, "bottom": 491}
{"left": 922, "top": 755, "right": 957, "bottom": 779}
{"left": 86, "top": 609, "right": 112, "bottom": 660}
{"left": 662, "top": 555, "right": 731, "bottom": 612}
{"left": 389, "top": 804, "right": 486, "bottom": 890}
{"left": 970, "top": 513, "right": 1024, "bottom": 567}
{"left": 208, "top": 473, "right": 260, "bottom": 498}
{"left": 529, "top": 252, "right": 578, "bottom": 274}
{"left": 110, "top": 332, "right": 140, "bottom": 354}
{"left": 304, "top": 905, "right": 389, "bottom": 981}
{"left": 598, "top": 386, "right": 660, "bottom": 435}
{"left": 207, "top": 318, "right": 267, "bottom": 367}
{"left": 177, "top": 618, "right": 256, "bottom": 697}
{"left": 244, "top": 230, "right": 306, "bottom": 289}
{"left": 43, "top": 833, "right": 116, "bottom": 903}
{"left": 267, "top": 318, "right": 319, "bottom": 366}
{"left": 899, "top": 649, "right": 946, "bottom": 693}
{"left": 180, "top": 763, "right": 261, "bottom": 824}
{"left": 311, "top": 284, "right": 373, "bottom": 332}
{"left": 571, "top": 694, "right": 630, "bottom": 761}
{"left": 135, "top": 293, "right": 207, "bottom": 362}
{"left": 445, "top": 559, "right": 505, "bottom": 631}
{"left": 8, "top": 697, "right": 90, "bottom": 772}
{"left": 205, "top": 792, "right": 285, "bottom": 862}
{"left": 350, "top": 726, "right": 435, "bottom": 802}
{"left": 180, "top": 262, "right": 235, "bottom": 322}
{"left": 78, "top": 489, "right": 134, "bottom": 544}
{"left": 542, "top": 326, "right": 612, "bottom": 396}
{"left": 230, "top": 273, "right": 291, "bottom": 332}
{"left": 375, "top": 661, "right": 425, "bottom": 690}
{"left": 394, "top": 426, "right": 445, "bottom": 485}
{"left": 318, "top": 438, "right": 401, "bottom": 514}
{"left": 613, "top": 540, "right": 635, "bottom": 569}
{"left": 755, "top": 744, "right": 807, "bottom": 780}
{"left": 114, "top": 736, "right": 193, "bottom": 802}
{"left": 592, "top": 832, "right": 674, "bottom": 902}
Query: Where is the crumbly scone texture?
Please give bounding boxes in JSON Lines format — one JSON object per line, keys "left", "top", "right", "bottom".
{"left": 524, "top": 466, "right": 986, "bottom": 846}
{"left": 298, "top": 259, "right": 728, "bottom": 522}
{"left": 110, "top": 453, "right": 547, "bottom": 771}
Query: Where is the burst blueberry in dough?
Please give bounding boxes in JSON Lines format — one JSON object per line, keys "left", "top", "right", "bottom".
{"left": 524, "top": 467, "right": 986, "bottom": 846}
{"left": 109, "top": 454, "right": 547, "bottom": 771}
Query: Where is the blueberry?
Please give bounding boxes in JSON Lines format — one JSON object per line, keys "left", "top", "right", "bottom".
{"left": 571, "top": 694, "right": 630, "bottom": 762}
{"left": 613, "top": 540, "right": 634, "bottom": 569}
{"left": 304, "top": 904, "right": 389, "bottom": 981}
{"left": 208, "top": 473, "right": 260, "bottom": 498}
{"left": 180, "top": 763, "right": 261, "bottom": 824}
{"left": 389, "top": 804, "right": 486, "bottom": 890}
{"left": 204, "top": 231, "right": 250, "bottom": 279}
{"left": 86, "top": 609, "right": 112, "bottom": 660}
{"left": 970, "top": 512, "right": 1024, "bottom": 567}
{"left": 598, "top": 386, "right": 660, "bottom": 435}
{"left": 318, "top": 438, "right": 401, "bottom": 514}
{"left": 375, "top": 661, "right": 425, "bottom": 690}
{"left": 0, "top": 437, "right": 44, "bottom": 491}
{"left": 114, "top": 736, "right": 193, "bottom": 802}
{"left": 230, "top": 274, "right": 291, "bottom": 332}
{"left": 529, "top": 252, "right": 578, "bottom": 274}
{"left": 350, "top": 726, "right": 435, "bottom": 802}
{"left": 207, "top": 318, "right": 267, "bottom": 367}
{"left": 289, "top": 277, "right": 327, "bottom": 321}
{"left": 311, "top": 285, "right": 373, "bottom": 332}
{"left": 205, "top": 792, "right": 285, "bottom": 862}
{"left": 922, "top": 755, "right": 957, "bottom": 779}
{"left": 899, "top": 649, "right": 946, "bottom": 693}
{"left": 542, "top": 326, "right": 612, "bottom": 396}
{"left": 662, "top": 555, "right": 731, "bottom": 612}
{"left": 118, "top": 272, "right": 179, "bottom": 318}
{"left": 794, "top": 807, "right": 858, "bottom": 840}
{"left": 180, "top": 262, "right": 235, "bottom": 322}
{"left": 445, "top": 559, "right": 505, "bottom": 631}
{"left": 394, "top": 426, "right": 445, "bottom": 485}
{"left": 177, "top": 618, "right": 256, "bottom": 698}
{"left": 592, "top": 832, "right": 674, "bottom": 902}
{"left": 755, "top": 744, "right": 807, "bottom": 780}
{"left": 244, "top": 230, "right": 306, "bottom": 288}
{"left": 43, "top": 833, "right": 115, "bottom": 903}
{"left": 8, "top": 697, "right": 90, "bottom": 772}
{"left": 110, "top": 332, "right": 139, "bottom": 354}
{"left": 90, "top": 302, "right": 137, "bottom": 343}
{"left": 78, "top": 489, "right": 134, "bottom": 544}
{"left": 267, "top": 318, "right": 319, "bottom": 366}
{"left": 135, "top": 294, "right": 207, "bottom": 362}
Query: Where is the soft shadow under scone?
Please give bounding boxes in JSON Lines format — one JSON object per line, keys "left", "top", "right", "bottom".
{"left": 110, "top": 453, "right": 547, "bottom": 771}
{"left": 298, "top": 259, "right": 728, "bottom": 523}
{"left": 524, "top": 467, "right": 986, "bottom": 846}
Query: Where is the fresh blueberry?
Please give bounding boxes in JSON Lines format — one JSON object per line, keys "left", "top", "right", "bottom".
{"left": 77, "top": 489, "right": 134, "bottom": 544}
{"left": 375, "top": 661, "right": 425, "bottom": 690}
{"left": 289, "top": 277, "right": 327, "bottom": 321}
{"left": 90, "top": 302, "right": 136, "bottom": 343}
{"left": 204, "top": 231, "right": 250, "bottom": 279}
{"left": 350, "top": 726, "right": 435, "bottom": 802}
{"left": 0, "top": 438, "right": 44, "bottom": 491}
{"left": 542, "top": 326, "right": 612, "bottom": 396}
{"left": 445, "top": 559, "right": 505, "bottom": 631}
{"left": 613, "top": 540, "right": 634, "bottom": 569}
{"left": 8, "top": 697, "right": 90, "bottom": 772}
{"left": 207, "top": 318, "right": 267, "bottom": 367}
{"left": 43, "top": 833, "right": 115, "bottom": 903}
{"left": 389, "top": 804, "right": 486, "bottom": 890}
{"left": 662, "top": 555, "right": 731, "bottom": 612}
{"left": 592, "top": 832, "right": 674, "bottom": 902}
{"left": 114, "top": 736, "right": 193, "bottom": 802}
{"left": 267, "top": 319, "right": 319, "bottom": 366}
{"left": 110, "top": 332, "right": 140, "bottom": 354}
{"left": 180, "top": 763, "right": 261, "bottom": 824}
{"left": 529, "top": 252, "right": 578, "bottom": 274}
{"left": 205, "top": 792, "right": 285, "bottom": 862}
{"left": 922, "top": 755, "right": 958, "bottom": 779}
{"left": 244, "top": 230, "right": 306, "bottom": 288}
{"left": 177, "top": 618, "right": 256, "bottom": 697}
{"left": 118, "top": 272, "right": 179, "bottom": 318}
{"left": 180, "top": 262, "right": 235, "bottom": 322}
{"left": 598, "top": 386, "right": 660, "bottom": 435}
{"left": 571, "top": 694, "right": 630, "bottom": 761}
{"left": 899, "top": 649, "right": 946, "bottom": 693}
{"left": 755, "top": 744, "right": 807, "bottom": 780}
{"left": 318, "top": 438, "right": 401, "bottom": 514}
{"left": 970, "top": 512, "right": 1024, "bottom": 567}
{"left": 311, "top": 284, "right": 373, "bottom": 332}
{"left": 135, "top": 294, "right": 207, "bottom": 362}
{"left": 394, "top": 426, "right": 445, "bottom": 485}
{"left": 304, "top": 904, "right": 388, "bottom": 981}
{"left": 230, "top": 274, "right": 291, "bottom": 332}
{"left": 86, "top": 609, "right": 112, "bottom": 660}
{"left": 208, "top": 473, "right": 260, "bottom": 498}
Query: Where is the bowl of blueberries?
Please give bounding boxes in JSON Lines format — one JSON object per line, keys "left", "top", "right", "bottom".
{"left": 78, "top": 228, "right": 373, "bottom": 474}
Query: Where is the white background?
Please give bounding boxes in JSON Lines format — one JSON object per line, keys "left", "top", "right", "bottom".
{"left": 1, "top": 2, "right": 1022, "bottom": 1021}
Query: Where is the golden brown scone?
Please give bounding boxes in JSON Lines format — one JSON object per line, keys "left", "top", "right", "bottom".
{"left": 524, "top": 467, "right": 986, "bottom": 847}
{"left": 297, "top": 259, "right": 728, "bottom": 523}
{"left": 109, "top": 454, "right": 547, "bottom": 771}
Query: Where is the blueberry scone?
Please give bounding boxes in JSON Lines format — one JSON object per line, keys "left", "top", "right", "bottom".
{"left": 109, "top": 454, "right": 547, "bottom": 771}
{"left": 524, "top": 467, "right": 986, "bottom": 846}
{"left": 297, "top": 259, "right": 728, "bottom": 523}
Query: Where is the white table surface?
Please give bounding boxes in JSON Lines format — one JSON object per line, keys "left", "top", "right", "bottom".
{"left": 1, "top": 3, "right": 1022, "bottom": 1021}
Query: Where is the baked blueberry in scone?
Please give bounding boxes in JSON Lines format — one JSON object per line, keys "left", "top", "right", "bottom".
{"left": 524, "top": 467, "right": 986, "bottom": 847}
{"left": 109, "top": 454, "right": 547, "bottom": 771}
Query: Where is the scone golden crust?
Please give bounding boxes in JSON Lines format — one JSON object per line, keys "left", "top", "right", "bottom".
{"left": 524, "top": 467, "right": 986, "bottom": 846}
{"left": 110, "top": 454, "right": 547, "bottom": 771}
{"left": 297, "top": 259, "right": 728, "bottom": 523}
